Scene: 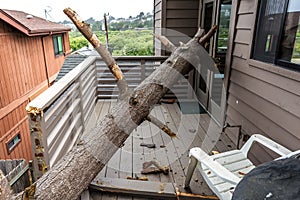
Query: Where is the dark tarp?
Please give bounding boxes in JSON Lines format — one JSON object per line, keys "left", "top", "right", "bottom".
{"left": 232, "top": 154, "right": 300, "bottom": 200}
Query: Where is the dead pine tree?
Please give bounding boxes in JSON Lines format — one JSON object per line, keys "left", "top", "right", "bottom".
{"left": 2, "top": 8, "right": 217, "bottom": 200}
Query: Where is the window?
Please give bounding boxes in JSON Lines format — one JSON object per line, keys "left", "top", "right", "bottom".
{"left": 53, "top": 35, "right": 64, "bottom": 56}
{"left": 217, "top": 0, "right": 232, "bottom": 53}
{"left": 6, "top": 132, "right": 21, "bottom": 153}
{"left": 253, "top": 0, "right": 300, "bottom": 71}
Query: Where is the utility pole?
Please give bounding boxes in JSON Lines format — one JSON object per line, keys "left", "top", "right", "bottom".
{"left": 104, "top": 13, "right": 109, "bottom": 50}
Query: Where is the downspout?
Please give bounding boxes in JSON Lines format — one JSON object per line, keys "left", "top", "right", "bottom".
{"left": 41, "top": 36, "right": 50, "bottom": 87}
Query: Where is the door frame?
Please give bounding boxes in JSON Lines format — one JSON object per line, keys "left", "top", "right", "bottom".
{"left": 195, "top": 0, "right": 229, "bottom": 125}
{"left": 196, "top": 0, "right": 217, "bottom": 109}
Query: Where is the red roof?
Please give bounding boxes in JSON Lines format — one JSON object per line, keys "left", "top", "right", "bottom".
{"left": 0, "top": 9, "right": 71, "bottom": 36}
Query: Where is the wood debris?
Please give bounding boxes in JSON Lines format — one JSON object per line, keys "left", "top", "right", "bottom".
{"left": 141, "top": 161, "right": 169, "bottom": 175}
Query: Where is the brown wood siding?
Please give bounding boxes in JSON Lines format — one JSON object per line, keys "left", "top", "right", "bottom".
{"left": 225, "top": 0, "right": 300, "bottom": 163}
{"left": 154, "top": 0, "right": 164, "bottom": 55}
{"left": 0, "top": 20, "right": 70, "bottom": 161}
{"left": 43, "top": 35, "right": 62, "bottom": 78}
{"left": 0, "top": 34, "right": 46, "bottom": 106}
{"left": 165, "top": 0, "right": 199, "bottom": 45}
{"left": 154, "top": 0, "right": 199, "bottom": 55}
{"left": 0, "top": 101, "right": 32, "bottom": 161}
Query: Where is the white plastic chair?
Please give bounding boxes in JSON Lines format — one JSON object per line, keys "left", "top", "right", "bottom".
{"left": 184, "top": 134, "right": 298, "bottom": 200}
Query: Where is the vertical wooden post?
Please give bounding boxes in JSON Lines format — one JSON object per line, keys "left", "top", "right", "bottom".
{"left": 141, "top": 59, "right": 146, "bottom": 81}
{"left": 187, "top": 70, "right": 195, "bottom": 99}
{"left": 27, "top": 110, "right": 49, "bottom": 181}
{"left": 77, "top": 77, "right": 85, "bottom": 131}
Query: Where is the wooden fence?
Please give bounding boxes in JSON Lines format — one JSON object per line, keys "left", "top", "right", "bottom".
{"left": 26, "top": 55, "right": 191, "bottom": 179}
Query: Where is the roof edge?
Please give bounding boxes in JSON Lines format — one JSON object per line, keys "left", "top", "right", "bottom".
{"left": 0, "top": 9, "right": 71, "bottom": 37}
{"left": 0, "top": 9, "right": 30, "bottom": 36}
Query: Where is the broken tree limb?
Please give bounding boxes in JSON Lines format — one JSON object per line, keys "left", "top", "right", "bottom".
{"left": 11, "top": 8, "right": 217, "bottom": 199}
{"left": 142, "top": 160, "right": 169, "bottom": 175}
{"left": 199, "top": 25, "right": 218, "bottom": 45}
{"left": 146, "top": 114, "right": 176, "bottom": 138}
{"left": 154, "top": 33, "right": 176, "bottom": 52}
{"left": 63, "top": 8, "right": 128, "bottom": 97}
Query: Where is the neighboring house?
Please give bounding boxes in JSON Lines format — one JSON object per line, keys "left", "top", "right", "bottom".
{"left": 0, "top": 9, "right": 71, "bottom": 161}
{"left": 154, "top": 0, "right": 300, "bottom": 163}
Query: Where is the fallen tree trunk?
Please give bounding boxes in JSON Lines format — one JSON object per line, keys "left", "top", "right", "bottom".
{"left": 5, "top": 8, "right": 217, "bottom": 200}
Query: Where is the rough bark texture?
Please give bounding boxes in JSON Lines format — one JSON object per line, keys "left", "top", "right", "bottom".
{"left": 0, "top": 170, "right": 12, "bottom": 200}
{"left": 9, "top": 8, "right": 217, "bottom": 199}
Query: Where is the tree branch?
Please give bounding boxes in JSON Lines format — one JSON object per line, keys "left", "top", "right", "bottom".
{"left": 63, "top": 8, "right": 128, "bottom": 97}
{"left": 146, "top": 114, "right": 176, "bottom": 138}
{"left": 199, "top": 25, "right": 218, "bottom": 46}
{"left": 154, "top": 33, "right": 176, "bottom": 52}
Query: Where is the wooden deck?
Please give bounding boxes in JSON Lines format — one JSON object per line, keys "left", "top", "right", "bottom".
{"left": 83, "top": 100, "right": 235, "bottom": 200}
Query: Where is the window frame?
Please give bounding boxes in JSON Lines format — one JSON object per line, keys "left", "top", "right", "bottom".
{"left": 6, "top": 131, "right": 21, "bottom": 154}
{"left": 253, "top": 0, "right": 300, "bottom": 71}
{"left": 52, "top": 34, "right": 64, "bottom": 56}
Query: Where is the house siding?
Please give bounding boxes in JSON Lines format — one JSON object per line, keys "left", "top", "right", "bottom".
{"left": 154, "top": 0, "right": 200, "bottom": 55}
{"left": 0, "top": 20, "right": 70, "bottom": 161}
{"left": 225, "top": 0, "right": 300, "bottom": 163}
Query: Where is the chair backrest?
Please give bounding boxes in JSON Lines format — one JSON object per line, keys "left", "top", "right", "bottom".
{"left": 240, "top": 134, "right": 292, "bottom": 157}
{"left": 276, "top": 149, "right": 300, "bottom": 160}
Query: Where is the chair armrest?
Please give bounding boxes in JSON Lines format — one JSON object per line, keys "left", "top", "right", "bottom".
{"left": 189, "top": 148, "right": 241, "bottom": 185}
{"left": 240, "top": 134, "right": 292, "bottom": 157}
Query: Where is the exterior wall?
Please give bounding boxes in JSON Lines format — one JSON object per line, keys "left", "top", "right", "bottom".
{"left": 154, "top": 0, "right": 164, "bottom": 55}
{"left": 0, "top": 20, "right": 70, "bottom": 161}
{"left": 154, "top": 0, "right": 200, "bottom": 55}
{"left": 225, "top": 0, "right": 300, "bottom": 164}
{"left": 0, "top": 102, "right": 32, "bottom": 161}
{"left": 43, "top": 33, "right": 70, "bottom": 79}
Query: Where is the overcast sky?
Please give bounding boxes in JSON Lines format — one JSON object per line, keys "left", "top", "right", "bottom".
{"left": 1, "top": 0, "right": 153, "bottom": 22}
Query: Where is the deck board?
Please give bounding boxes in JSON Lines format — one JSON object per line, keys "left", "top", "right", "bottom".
{"left": 85, "top": 100, "right": 235, "bottom": 199}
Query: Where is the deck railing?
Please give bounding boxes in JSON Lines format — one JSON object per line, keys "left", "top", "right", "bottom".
{"left": 26, "top": 55, "right": 181, "bottom": 179}
{"left": 26, "top": 56, "right": 97, "bottom": 179}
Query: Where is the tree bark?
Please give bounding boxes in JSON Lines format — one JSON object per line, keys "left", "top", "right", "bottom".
{"left": 9, "top": 8, "right": 217, "bottom": 199}
{"left": 0, "top": 170, "right": 12, "bottom": 200}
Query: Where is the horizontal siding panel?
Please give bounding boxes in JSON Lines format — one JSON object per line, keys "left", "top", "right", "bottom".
{"left": 225, "top": 115, "right": 272, "bottom": 164}
{"left": 166, "top": 18, "right": 198, "bottom": 28}
{"left": 236, "top": 13, "right": 255, "bottom": 29}
{"left": 166, "top": 27, "right": 198, "bottom": 37}
{"left": 227, "top": 95, "right": 300, "bottom": 151}
{"left": 167, "top": 0, "right": 199, "bottom": 9}
{"left": 168, "top": 36, "right": 191, "bottom": 45}
{"left": 238, "top": 0, "right": 256, "bottom": 14}
{"left": 230, "top": 69, "right": 300, "bottom": 118}
{"left": 234, "top": 29, "right": 251, "bottom": 45}
{"left": 166, "top": 9, "right": 199, "bottom": 19}
{"left": 229, "top": 82, "right": 300, "bottom": 138}
{"left": 232, "top": 57, "right": 300, "bottom": 96}
{"left": 232, "top": 43, "right": 249, "bottom": 59}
